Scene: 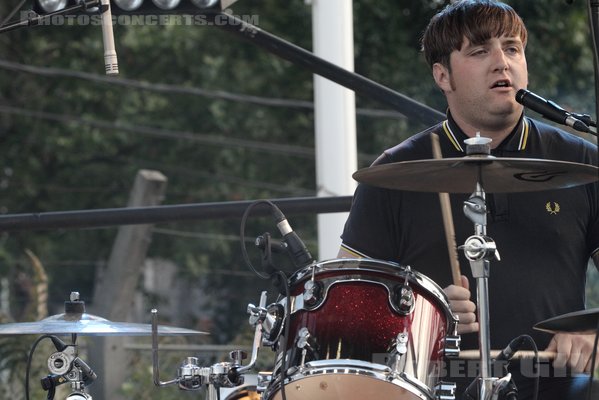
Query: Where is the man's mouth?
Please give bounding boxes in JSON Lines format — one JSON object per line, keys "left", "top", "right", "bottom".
{"left": 491, "top": 79, "right": 511, "bottom": 88}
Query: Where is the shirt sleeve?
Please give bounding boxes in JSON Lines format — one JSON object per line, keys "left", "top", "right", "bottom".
{"left": 340, "top": 181, "right": 401, "bottom": 262}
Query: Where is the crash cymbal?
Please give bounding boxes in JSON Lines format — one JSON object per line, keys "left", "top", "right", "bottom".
{"left": 353, "top": 156, "right": 599, "bottom": 193}
{"left": 0, "top": 312, "right": 207, "bottom": 336}
{"left": 534, "top": 308, "right": 599, "bottom": 334}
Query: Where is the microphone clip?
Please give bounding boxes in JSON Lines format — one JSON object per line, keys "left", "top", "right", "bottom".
{"left": 255, "top": 232, "right": 283, "bottom": 276}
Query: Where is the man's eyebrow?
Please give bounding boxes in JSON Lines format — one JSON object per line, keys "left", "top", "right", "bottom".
{"left": 502, "top": 38, "right": 523, "bottom": 46}
{"left": 462, "top": 37, "right": 523, "bottom": 49}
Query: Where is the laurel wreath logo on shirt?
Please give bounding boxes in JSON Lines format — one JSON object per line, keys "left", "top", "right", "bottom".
{"left": 545, "top": 202, "right": 560, "bottom": 215}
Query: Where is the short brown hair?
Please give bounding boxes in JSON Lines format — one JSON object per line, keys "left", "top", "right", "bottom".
{"left": 421, "top": 0, "right": 527, "bottom": 69}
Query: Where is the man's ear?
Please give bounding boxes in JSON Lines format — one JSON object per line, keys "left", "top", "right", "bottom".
{"left": 432, "top": 62, "right": 451, "bottom": 92}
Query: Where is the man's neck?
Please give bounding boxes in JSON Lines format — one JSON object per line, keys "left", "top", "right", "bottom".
{"left": 449, "top": 111, "right": 521, "bottom": 149}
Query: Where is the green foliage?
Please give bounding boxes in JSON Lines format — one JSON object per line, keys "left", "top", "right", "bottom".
{"left": 0, "top": 0, "right": 597, "bottom": 395}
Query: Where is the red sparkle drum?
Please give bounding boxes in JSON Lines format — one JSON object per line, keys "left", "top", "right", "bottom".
{"left": 264, "top": 258, "right": 459, "bottom": 400}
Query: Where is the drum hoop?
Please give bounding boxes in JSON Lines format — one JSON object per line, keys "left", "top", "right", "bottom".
{"left": 269, "top": 359, "right": 434, "bottom": 400}
{"left": 288, "top": 258, "right": 456, "bottom": 327}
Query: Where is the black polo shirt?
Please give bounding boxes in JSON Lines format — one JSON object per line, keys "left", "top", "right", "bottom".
{"left": 341, "top": 112, "right": 599, "bottom": 351}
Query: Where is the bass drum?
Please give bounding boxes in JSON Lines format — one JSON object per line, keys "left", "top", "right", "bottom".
{"left": 263, "top": 258, "right": 459, "bottom": 400}
{"left": 223, "top": 386, "right": 260, "bottom": 400}
{"left": 222, "top": 374, "right": 260, "bottom": 400}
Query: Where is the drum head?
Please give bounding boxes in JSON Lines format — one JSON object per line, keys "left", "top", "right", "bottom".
{"left": 269, "top": 373, "right": 423, "bottom": 400}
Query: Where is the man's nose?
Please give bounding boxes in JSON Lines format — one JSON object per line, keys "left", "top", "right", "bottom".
{"left": 491, "top": 48, "right": 509, "bottom": 72}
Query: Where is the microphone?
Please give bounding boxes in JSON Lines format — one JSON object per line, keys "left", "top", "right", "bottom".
{"left": 462, "top": 335, "right": 527, "bottom": 399}
{"left": 270, "top": 204, "right": 314, "bottom": 268}
{"left": 73, "top": 357, "right": 98, "bottom": 385}
{"left": 100, "top": 0, "right": 118, "bottom": 75}
{"left": 515, "top": 89, "right": 589, "bottom": 133}
{"left": 495, "top": 335, "right": 527, "bottom": 361}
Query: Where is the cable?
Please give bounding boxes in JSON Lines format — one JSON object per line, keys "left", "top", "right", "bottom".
{"left": 239, "top": 200, "right": 293, "bottom": 400}
{"left": 127, "top": 157, "right": 316, "bottom": 196}
{"left": 239, "top": 199, "right": 276, "bottom": 280}
{"left": 0, "top": 105, "right": 317, "bottom": 159}
{"left": 0, "top": 0, "right": 27, "bottom": 28}
{"left": 25, "top": 334, "right": 56, "bottom": 400}
{"left": 519, "top": 335, "right": 540, "bottom": 400}
{"left": 464, "top": 335, "right": 540, "bottom": 400}
{"left": 0, "top": 105, "right": 380, "bottom": 163}
{"left": 276, "top": 269, "right": 290, "bottom": 400}
{"left": 0, "top": 59, "right": 406, "bottom": 119}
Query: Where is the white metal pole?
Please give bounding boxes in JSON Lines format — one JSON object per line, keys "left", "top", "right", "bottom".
{"left": 311, "top": 0, "right": 357, "bottom": 260}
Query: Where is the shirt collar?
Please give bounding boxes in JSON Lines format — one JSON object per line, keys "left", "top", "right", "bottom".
{"left": 442, "top": 111, "right": 530, "bottom": 153}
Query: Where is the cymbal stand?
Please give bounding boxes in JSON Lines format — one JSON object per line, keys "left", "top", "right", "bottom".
{"left": 151, "top": 291, "right": 268, "bottom": 400}
{"left": 459, "top": 135, "right": 504, "bottom": 400}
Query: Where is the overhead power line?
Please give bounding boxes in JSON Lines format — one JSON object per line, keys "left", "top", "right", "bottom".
{"left": 0, "top": 58, "right": 406, "bottom": 119}
{"left": 0, "top": 105, "right": 316, "bottom": 158}
{"left": 0, "top": 105, "right": 379, "bottom": 162}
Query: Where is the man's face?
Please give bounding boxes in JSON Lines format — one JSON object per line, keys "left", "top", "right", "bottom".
{"left": 433, "top": 35, "right": 528, "bottom": 132}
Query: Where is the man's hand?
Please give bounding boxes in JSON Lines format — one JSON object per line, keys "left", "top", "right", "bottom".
{"left": 444, "top": 275, "right": 479, "bottom": 334}
{"left": 545, "top": 332, "right": 599, "bottom": 374}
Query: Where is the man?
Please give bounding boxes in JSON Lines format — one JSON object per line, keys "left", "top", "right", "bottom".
{"left": 338, "top": 1, "right": 599, "bottom": 398}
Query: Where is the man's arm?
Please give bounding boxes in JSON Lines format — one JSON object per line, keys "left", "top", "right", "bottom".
{"left": 544, "top": 250, "right": 599, "bottom": 373}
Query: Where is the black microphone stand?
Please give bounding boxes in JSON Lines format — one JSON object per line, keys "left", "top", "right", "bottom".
{"left": 589, "top": 0, "right": 599, "bottom": 175}
{"left": 0, "top": 0, "right": 101, "bottom": 34}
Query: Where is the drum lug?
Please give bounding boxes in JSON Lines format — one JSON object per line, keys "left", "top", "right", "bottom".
{"left": 434, "top": 381, "right": 457, "bottom": 400}
{"left": 302, "top": 279, "right": 323, "bottom": 307}
{"left": 394, "top": 332, "right": 409, "bottom": 356}
{"left": 393, "top": 284, "right": 415, "bottom": 315}
{"left": 388, "top": 331, "right": 409, "bottom": 373}
{"left": 296, "top": 327, "right": 318, "bottom": 367}
{"left": 392, "top": 265, "right": 416, "bottom": 315}
{"left": 443, "top": 335, "right": 461, "bottom": 358}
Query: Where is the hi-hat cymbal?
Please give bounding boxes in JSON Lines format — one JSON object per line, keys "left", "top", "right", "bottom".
{"left": 0, "top": 312, "right": 207, "bottom": 336}
{"left": 534, "top": 308, "right": 599, "bottom": 334}
{"left": 353, "top": 156, "right": 599, "bottom": 193}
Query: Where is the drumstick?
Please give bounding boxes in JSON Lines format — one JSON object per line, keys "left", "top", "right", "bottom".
{"left": 459, "top": 349, "right": 557, "bottom": 361}
{"left": 431, "top": 133, "right": 462, "bottom": 286}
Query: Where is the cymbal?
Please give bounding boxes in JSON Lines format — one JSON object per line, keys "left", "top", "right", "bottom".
{"left": 534, "top": 308, "right": 599, "bottom": 334}
{"left": 0, "top": 312, "right": 208, "bottom": 336}
{"left": 353, "top": 156, "right": 599, "bottom": 193}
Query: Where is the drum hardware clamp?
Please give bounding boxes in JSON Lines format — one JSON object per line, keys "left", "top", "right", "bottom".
{"left": 42, "top": 340, "right": 97, "bottom": 400}
{"left": 152, "top": 291, "right": 270, "bottom": 400}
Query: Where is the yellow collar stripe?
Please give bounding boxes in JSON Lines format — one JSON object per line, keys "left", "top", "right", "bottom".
{"left": 442, "top": 120, "right": 464, "bottom": 152}
{"left": 518, "top": 118, "right": 530, "bottom": 150}
{"left": 339, "top": 243, "right": 368, "bottom": 258}
{"left": 443, "top": 118, "right": 529, "bottom": 152}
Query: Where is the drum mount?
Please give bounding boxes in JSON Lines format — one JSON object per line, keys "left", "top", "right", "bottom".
{"left": 151, "top": 291, "right": 270, "bottom": 400}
